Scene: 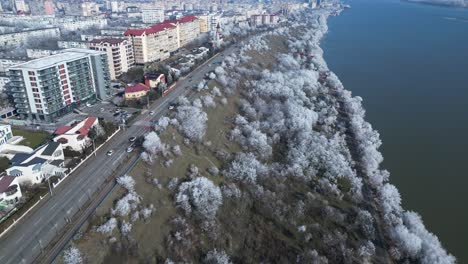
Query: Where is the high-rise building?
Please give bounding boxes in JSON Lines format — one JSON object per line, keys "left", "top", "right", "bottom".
{"left": 89, "top": 38, "right": 135, "bottom": 80}
{"left": 7, "top": 49, "right": 111, "bottom": 122}
{"left": 124, "top": 22, "right": 178, "bottom": 64}
{"left": 141, "top": 8, "right": 165, "bottom": 24}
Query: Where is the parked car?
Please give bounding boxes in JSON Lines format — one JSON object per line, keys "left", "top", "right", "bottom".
{"left": 107, "top": 150, "right": 113, "bottom": 156}
{"left": 129, "top": 137, "right": 136, "bottom": 142}
{"left": 126, "top": 147, "right": 134, "bottom": 153}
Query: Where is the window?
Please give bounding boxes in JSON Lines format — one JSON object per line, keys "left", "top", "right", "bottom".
{"left": 28, "top": 71, "right": 35, "bottom": 76}
{"left": 29, "top": 77, "right": 36, "bottom": 81}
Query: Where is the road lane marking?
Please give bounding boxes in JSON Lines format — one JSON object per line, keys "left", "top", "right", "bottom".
{"left": 50, "top": 202, "right": 58, "bottom": 210}
{"left": 15, "top": 234, "right": 24, "bottom": 245}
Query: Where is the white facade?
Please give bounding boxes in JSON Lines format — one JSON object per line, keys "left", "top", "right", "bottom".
{"left": 89, "top": 38, "right": 135, "bottom": 80}
{"left": 0, "top": 58, "right": 28, "bottom": 74}
{"left": 0, "top": 75, "right": 10, "bottom": 92}
{"left": 7, "top": 142, "right": 66, "bottom": 185}
{"left": 57, "top": 41, "right": 88, "bottom": 49}
{"left": 53, "top": 117, "right": 98, "bottom": 151}
{"left": 142, "top": 8, "right": 165, "bottom": 24}
{"left": 81, "top": 2, "right": 99, "bottom": 16}
{"left": 26, "top": 49, "right": 61, "bottom": 59}
{"left": 0, "top": 176, "right": 22, "bottom": 207}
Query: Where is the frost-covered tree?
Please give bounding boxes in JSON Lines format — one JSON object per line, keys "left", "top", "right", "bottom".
{"left": 112, "top": 192, "right": 141, "bottom": 217}
{"left": 97, "top": 218, "right": 118, "bottom": 234}
{"left": 176, "top": 177, "right": 222, "bottom": 220}
{"left": 204, "top": 249, "right": 232, "bottom": 264}
{"left": 63, "top": 246, "right": 83, "bottom": 264}
{"left": 225, "top": 153, "right": 267, "bottom": 183}
{"left": 175, "top": 105, "right": 208, "bottom": 141}
{"left": 117, "top": 175, "right": 135, "bottom": 192}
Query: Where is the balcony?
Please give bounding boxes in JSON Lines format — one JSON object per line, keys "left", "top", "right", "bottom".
{"left": 13, "top": 97, "right": 27, "bottom": 103}
{"left": 12, "top": 93, "right": 26, "bottom": 98}
{"left": 17, "top": 109, "right": 29, "bottom": 114}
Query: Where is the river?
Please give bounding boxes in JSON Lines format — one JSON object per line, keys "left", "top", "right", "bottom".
{"left": 322, "top": 0, "right": 468, "bottom": 261}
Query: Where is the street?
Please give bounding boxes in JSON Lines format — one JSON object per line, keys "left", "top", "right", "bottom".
{"left": 0, "top": 43, "right": 235, "bottom": 264}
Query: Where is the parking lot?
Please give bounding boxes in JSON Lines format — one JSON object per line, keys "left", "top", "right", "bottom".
{"left": 79, "top": 101, "right": 140, "bottom": 123}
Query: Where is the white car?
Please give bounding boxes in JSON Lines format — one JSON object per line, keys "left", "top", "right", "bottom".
{"left": 168, "top": 105, "right": 174, "bottom": 110}
{"left": 107, "top": 150, "right": 113, "bottom": 156}
{"left": 126, "top": 147, "right": 134, "bottom": 153}
{"left": 149, "top": 111, "right": 155, "bottom": 115}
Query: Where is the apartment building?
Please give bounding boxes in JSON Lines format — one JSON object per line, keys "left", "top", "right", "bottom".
{"left": 0, "top": 27, "right": 60, "bottom": 47}
{"left": 7, "top": 49, "right": 111, "bottom": 122}
{"left": 125, "top": 16, "right": 200, "bottom": 64}
{"left": 251, "top": 14, "right": 279, "bottom": 26}
{"left": 173, "top": 16, "right": 200, "bottom": 47}
{"left": 142, "top": 8, "right": 165, "bottom": 24}
{"left": 81, "top": 2, "right": 100, "bottom": 16}
{"left": 124, "top": 22, "right": 178, "bottom": 64}
{"left": 89, "top": 38, "right": 135, "bottom": 80}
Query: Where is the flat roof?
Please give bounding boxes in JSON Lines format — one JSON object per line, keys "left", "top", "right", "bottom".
{"left": 10, "top": 52, "right": 87, "bottom": 70}
{"left": 9, "top": 49, "right": 105, "bottom": 70}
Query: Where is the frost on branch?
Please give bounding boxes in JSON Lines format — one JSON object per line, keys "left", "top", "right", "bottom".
{"left": 204, "top": 249, "right": 232, "bottom": 264}
{"left": 112, "top": 192, "right": 141, "bottom": 217}
{"left": 176, "top": 177, "right": 222, "bottom": 220}
{"left": 175, "top": 104, "right": 208, "bottom": 142}
{"left": 117, "top": 175, "right": 135, "bottom": 192}
{"left": 225, "top": 153, "right": 267, "bottom": 184}
{"left": 96, "top": 217, "right": 117, "bottom": 234}
{"left": 63, "top": 246, "right": 83, "bottom": 264}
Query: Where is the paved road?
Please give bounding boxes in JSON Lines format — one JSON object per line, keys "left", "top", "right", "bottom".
{"left": 0, "top": 44, "right": 235, "bottom": 264}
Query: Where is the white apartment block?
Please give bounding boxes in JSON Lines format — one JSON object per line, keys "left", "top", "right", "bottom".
{"left": 0, "top": 27, "right": 60, "bottom": 47}
{"left": 57, "top": 41, "right": 88, "bottom": 49}
{"left": 124, "top": 15, "right": 200, "bottom": 64}
{"left": 81, "top": 2, "right": 100, "bottom": 16}
{"left": 89, "top": 38, "right": 135, "bottom": 80}
{"left": 125, "top": 22, "right": 178, "bottom": 64}
{"left": 8, "top": 49, "right": 111, "bottom": 122}
{"left": 142, "top": 8, "right": 165, "bottom": 24}
{"left": 0, "top": 15, "right": 107, "bottom": 32}
{"left": 251, "top": 14, "right": 279, "bottom": 26}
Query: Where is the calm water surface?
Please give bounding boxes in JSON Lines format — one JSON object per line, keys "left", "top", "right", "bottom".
{"left": 322, "top": 0, "right": 468, "bottom": 261}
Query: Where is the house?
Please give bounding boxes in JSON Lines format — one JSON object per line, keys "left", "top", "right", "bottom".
{"left": 6, "top": 142, "right": 66, "bottom": 185}
{"left": 125, "top": 83, "right": 150, "bottom": 100}
{"left": 144, "top": 72, "right": 166, "bottom": 88}
{"left": 53, "top": 117, "right": 99, "bottom": 151}
{"left": 0, "top": 175, "right": 22, "bottom": 207}
{"left": 0, "top": 124, "right": 13, "bottom": 146}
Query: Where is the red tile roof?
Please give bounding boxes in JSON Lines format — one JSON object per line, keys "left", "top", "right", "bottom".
{"left": 89, "top": 38, "right": 125, "bottom": 45}
{"left": 77, "top": 117, "right": 97, "bottom": 136}
{"left": 125, "top": 83, "right": 149, "bottom": 94}
{"left": 124, "top": 21, "right": 176, "bottom": 36}
{"left": 55, "top": 125, "right": 72, "bottom": 135}
{"left": 0, "top": 176, "right": 15, "bottom": 194}
{"left": 124, "top": 16, "right": 198, "bottom": 36}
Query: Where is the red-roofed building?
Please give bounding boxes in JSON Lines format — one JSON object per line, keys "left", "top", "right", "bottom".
{"left": 125, "top": 83, "right": 150, "bottom": 100}
{"left": 89, "top": 38, "right": 135, "bottom": 80}
{"left": 53, "top": 117, "right": 99, "bottom": 151}
{"left": 124, "top": 21, "right": 178, "bottom": 64}
{"left": 0, "top": 175, "right": 22, "bottom": 207}
{"left": 124, "top": 16, "right": 200, "bottom": 64}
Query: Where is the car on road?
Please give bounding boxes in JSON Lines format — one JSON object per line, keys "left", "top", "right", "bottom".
{"left": 149, "top": 111, "right": 155, "bottom": 115}
{"left": 113, "top": 112, "right": 120, "bottom": 117}
{"left": 126, "top": 147, "right": 134, "bottom": 153}
{"left": 129, "top": 136, "right": 136, "bottom": 142}
{"left": 107, "top": 150, "right": 113, "bottom": 156}
{"left": 86, "top": 103, "right": 92, "bottom": 107}
{"left": 100, "top": 108, "right": 105, "bottom": 112}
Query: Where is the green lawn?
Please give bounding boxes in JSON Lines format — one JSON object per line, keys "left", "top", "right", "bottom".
{"left": 12, "top": 128, "right": 50, "bottom": 149}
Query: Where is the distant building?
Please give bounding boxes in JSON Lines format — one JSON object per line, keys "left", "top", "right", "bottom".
{"left": 0, "top": 27, "right": 60, "bottom": 47}
{"left": 173, "top": 16, "right": 200, "bottom": 47}
{"left": 125, "top": 83, "right": 149, "bottom": 99}
{"left": 142, "top": 8, "right": 165, "bottom": 24}
{"left": 81, "top": 1, "right": 99, "bottom": 17}
{"left": 26, "top": 49, "right": 61, "bottom": 59}
{"left": 89, "top": 38, "right": 135, "bottom": 80}
{"left": 53, "top": 116, "right": 98, "bottom": 151}
{"left": 14, "top": 0, "right": 28, "bottom": 13}
{"left": 44, "top": 0, "right": 55, "bottom": 15}
{"left": 57, "top": 41, "right": 88, "bottom": 49}
{"left": 8, "top": 49, "right": 111, "bottom": 122}
{"left": 0, "top": 176, "right": 22, "bottom": 207}
{"left": 7, "top": 142, "right": 65, "bottom": 185}
{"left": 250, "top": 14, "right": 279, "bottom": 26}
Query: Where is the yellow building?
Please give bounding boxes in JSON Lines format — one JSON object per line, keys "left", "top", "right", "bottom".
{"left": 125, "top": 83, "right": 150, "bottom": 100}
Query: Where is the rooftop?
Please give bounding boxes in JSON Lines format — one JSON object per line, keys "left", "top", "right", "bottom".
{"left": 0, "top": 176, "right": 15, "bottom": 194}
{"left": 10, "top": 52, "right": 87, "bottom": 70}
{"left": 125, "top": 83, "right": 149, "bottom": 94}
{"left": 89, "top": 38, "right": 125, "bottom": 45}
